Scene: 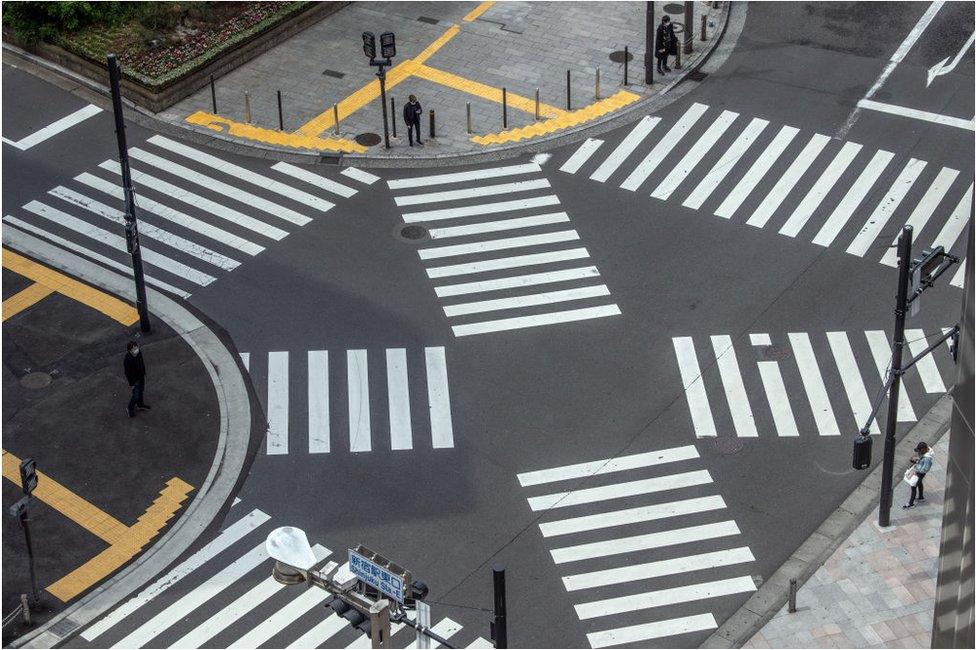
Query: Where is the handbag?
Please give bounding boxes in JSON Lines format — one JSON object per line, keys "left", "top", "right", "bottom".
{"left": 904, "top": 467, "right": 919, "bottom": 487}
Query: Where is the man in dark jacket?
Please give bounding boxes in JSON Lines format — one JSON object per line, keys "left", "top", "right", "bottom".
{"left": 403, "top": 94, "right": 423, "bottom": 146}
{"left": 656, "top": 15, "right": 677, "bottom": 74}
{"left": 124, "top": 340, "right": 150, "bottom": 418}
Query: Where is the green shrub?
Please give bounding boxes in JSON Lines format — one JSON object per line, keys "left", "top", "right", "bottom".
{"left": 2, "top": 2, "right": 129, "bottom": 44}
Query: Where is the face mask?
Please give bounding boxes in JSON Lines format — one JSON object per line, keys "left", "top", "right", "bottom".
{"left": 131, "top": 347, "right": 139, "bottom": 356}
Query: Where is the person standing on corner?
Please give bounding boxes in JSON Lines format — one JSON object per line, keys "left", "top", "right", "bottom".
{"left": 656, "top": 15, "right": 677, "bottom": 74}
{"left": 403, "top": 94, "right": 423, "bottom": 146}
{"left": 903, "top": 441, "right": 934, "bottom": 508}
{"left": 124, "top": 340, "right": 150, "bottom": 418}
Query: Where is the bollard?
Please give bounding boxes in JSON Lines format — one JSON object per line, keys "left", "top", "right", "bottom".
{"left": 701, "top": 14, "right": 707, "bottom": 41}
{"left": 333, "top": 103, "right": 339, "bottom": 136}
{"left": 466, "top": 102, "right": 472, "bottom": 134}
{"left": 391, "top": 97, "right": 397, "bottom": 138}
{"left": 502, "top": 87, "right": 508, "bottom": 128}
{"left": 244, "top": 91, "right": 251, "bottom": 124}
{"left": 595, "top": 66, "right": 600, "bottom": 100}
{"left": 20, "top": 594, "right": 30, "bottom": 626}
{"left": 675, "top": 44, "right": 682, "bottom": 70}
{"left": 534, "top": 88, "right": 540, "bottom": 120}
{"left": 429, "top": 109, "right": 435, "bottom": 139}
{"left": 277, "top": 90, "right": 284, "bottom": 130}
{"left": 788, "top": 578, "right": 798, "bottom": 613}
{"left": 210, "top": 74, "right": 217, "bottom": 113}
{"left": 566, "top": 70, "right": 571, "bottom": 110}
{"left": 624, "top": 45, "right": 629, "bottom": 86}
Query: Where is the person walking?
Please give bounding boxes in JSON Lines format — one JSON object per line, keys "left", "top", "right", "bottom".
{"left": 403, "top": 94, "right": 423, "bottom": 146}
{"left": 655, "top": 15, "right": 677, "bottom": 74}
{"left": 903, "top": 441, "right": 934, "bottom": 508}
{"left": 124, "top": 340, "right": 150, "bottom": 418}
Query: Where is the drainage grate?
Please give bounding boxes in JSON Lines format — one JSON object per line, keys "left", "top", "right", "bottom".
{"left": 712, "top": 437, "right": 745, "bottom": 455}
{"left": 609, "top": 50, "right": 634, "bottom": 63}
{"left": 50, "top": 617, "right": 79, "bottom": 638}
{"left": 399, "top": 225, "right": 428, "bottom": 240}
{"left": 355, "top": 132, "right": 383, "bottom": 147}
{"left": 687, "top": 70, "right": 709, "bottom": 82}
{"left": 418, "top": 16, "right": 439, "bottom": 24}
{"left": 322, "top": 69, "right": 346, "bottom": 79}
{"left": 319, "top": 153, "right": 342, "bottom": 165}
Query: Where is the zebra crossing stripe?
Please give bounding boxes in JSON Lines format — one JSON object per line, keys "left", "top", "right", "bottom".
{"left": 757, "top": 361, "right": 800, "bottom": 436}
{"left": 286, "top": 613, "right": 348, "bottom": 648}
{"left": 344, "top": 623, "right": 407, "bottom": 648}
{"left": 308, "top": 350, "right": 330, "bottom": 453}
{"left": 267, "top": 351, "right": 290, "bottom": 455}
{"left": 651, "top": 110, "right": 739, "bottom": 200}
{"left": 561, "top": 139, "right": 604, "bottom": 174}
{"left": 931, "top": 183, "right": 973, "bottom": 254}
{"left": 539, "top": 494, "right": 727, "bottom": 537}
{"left": 527, "top": 469, "right": 712, "bottom": 511}
{"left": 517, "top": 446, "right": 699, "bottom": 487}
{"left": 404, "top": 618, "right": 462, "bottom": 649}
{"left": 401, "top": 195, "right": 561, "bottom": 223}
{"left": 443, "top": 285, "right": 610, "bottom": 317}
{"left": 348, "top": 350, "right": 372, "bottom": 452}
{"left": 240, "top": 352, "right": 250, "bottom": 372}
{"left": 846, "top": 158, "right": 927, "bottom": 256}
{"left": 779, "top": 141, "right": 863, "bottom": 237}
{"left": 387, "top": 348, "right": 413, "bottom": 450}
{"left": 826, "top": 331, "right": 880, "bottom": 435}
{"left": 587, "top": 613, "right": 717, "bottom": 648}
{"left": 788, "top": 333, "right": 840, "bottom": 436}
{"left": 950, "top": 260, "right": 966, "bottom": 287}
{"left": 550, "top": 520, "right": 740, "bottom": 563}
{"left": 426, "top": 347, "right": 454, "bottom": 449}
{"left": 434, "top": 266, "right": 601, "bottom": 298}
{"left": 389, "top": 163, "right": 541, "bottom": 189}
{"left": 684, "top": 117, "right": 769, "bottom": 210}
{"left": 746, "top": 133, "right": 831, "bottom": 228}
{"left": 341, "top": 167, "right": 381, "bottom": 185}
{"left": 426, "top": 248, "right": 590, "bottom": 278}
{"left": 428, "top": 212, "right": 570, "bottom": 239}
{"left": 590, "top": 116, "right": 660, "bottom": 182}
{"left": 866, "top": 330, "right": 916, "bottom": 422}
{"left": 394, "top": 178, "right": 551, "bottom": 206}
{"left": 272, "top": 162, "right": 357, "bottom": 198}
{"left": 879, "top": 167, "right": 959, "bottom": 266}
{"left": 711, "top": 335, "right": 758, "bottom": 438}
{"left": 714, "top": 125, "right": 798, "bottom": 219}
{"left": 575, "top": 575, "right": 757, "bottom": 620}
{"left": 673, "top": 337, "right": 718, "bottom": 438}
{"left": 906, "top": 330, "right": 947, "bottom": 393}
{"left": 466, "top": 637, "right": 492, "bottom": 648}
{"left": 812, "top": 149, "right": 895, "bottom": 247}
{"left": 562, "top": 546, "right": 755, "bottom": 591}
{"left": 418, "top": 230, "right": 580, "bottom": 260}
{"left": 228, "top": 583, "right": 332, "bottom": 648}
{"left": 451, "top": 304, "right": 620, "bottom": 337}
{"left": 621, "top": 103, "right": 709, "bottom": 192}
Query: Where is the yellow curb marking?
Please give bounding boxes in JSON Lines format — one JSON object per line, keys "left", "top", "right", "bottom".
{"left": 413, "top": 63, "right": 566, "bottom": 118}
{"left": 3, "top": 450, "right": 194, "bottom": 602}
{"left": 463, "top": 1, "right": 495, "bottom": 22}
{"left": 2, "top": 282, "right": 55, "bottom": 322}
{"left": 185, "top": 111, "right": 368, "bottom": 153}
{"left": 2, "top": 248, "right": 138, "bottom": 325}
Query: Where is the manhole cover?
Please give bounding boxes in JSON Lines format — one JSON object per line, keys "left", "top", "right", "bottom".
{"left": 609, "top": 50, "right": 634, "bottom": 63}
{"left": 664, "top": 3, "right": 684, "bottom": 14}
{"left": 712, "top": 437, "right": 745, "bottom": 455}
{"left": 20, "top": 372, "right": 51, "bottom": 389}
{"left": 355, "top": 132, "right": 383, "bottom": 147}
{"left": 394, "top": 224, "right": 430, "bottom": 243}
{"left": 761, "top": 345, "right": 792, "bottom": 361}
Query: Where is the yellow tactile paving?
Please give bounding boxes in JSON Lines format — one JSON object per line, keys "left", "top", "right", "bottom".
{"left": 1, "top": 248, "right": 138, "bottom": 325}
{"left": 185, "top": 111, "right": 368, "bottom": 152}
{"left": 2, "top": 282, "right": 55, "bottom": 321}
{"left": 463, "top": 1, "right": 495, "bottom": 22}
{"left": 412, "top": 64, "right": 567, "bottom": 118}
{"left": 471, "top": 89, "right": 642, "bottom": 145}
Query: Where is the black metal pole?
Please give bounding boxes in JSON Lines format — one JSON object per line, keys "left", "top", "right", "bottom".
{"left": 378, "top": 65, "right": 390, "bottom": 149}
{"left": 391, "top": 96, "right": 397, "bottom": 138}
{"left": 20, "top": 508, "right": 40, "bottom": 607}
{"left": 492, "top": 566, "right": 507, "bottom": 649}
{"left": 684, "top": 1, "right": 694, "bottom": 54}
{"left": 878, "top": 225, "right": 913, "bottom": 527}
{"left": 645, "top": 1, "right": 654, "bottom": 85}
{"left": 210, "top": 74, "right": 217, "bottom": 113}
{"left": 429, "top": 109, "right": 436, "bottom": 139}
{"left": 566, "top": 70, "right": 571, "bottom": 110}
{"left": 502, "top": 87, "right": 508, "bottom": 128}
{"left": 107, "top": 54, "right": 151, "bottom": 333}
{"left": 624, "top": 45, "right": 629, "bottom": 85}
{"left": 277, "top": 90, "right": 284, "bottom": 130}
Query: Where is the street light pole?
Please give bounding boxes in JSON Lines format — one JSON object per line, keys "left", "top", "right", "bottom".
{"left": 644, "top": 1, "right": 654, "bottom": 85}
{"left": 107, "top": 54, "right": 151, "bottom": 333}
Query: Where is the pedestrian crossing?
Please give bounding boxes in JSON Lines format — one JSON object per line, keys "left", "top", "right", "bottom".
{"left": 240, "top": 347, "right": 455, "bottom": 455}
{"left": 672, "top": 329, "right": 955, "bottom": 439}
{"left": 517, "top": 445, "right": 757, "bottom": 648}
{"left": 2, "top": 135, "right": 379, "bottom": 298}
{"left": 79, "top": 504, "right": 489, "bottom": 648}
{"left": 558, "top": 103, "right": 971, "bottom": 287}
{"left": 387, "top": 164, "right": 621, "bottom": 337}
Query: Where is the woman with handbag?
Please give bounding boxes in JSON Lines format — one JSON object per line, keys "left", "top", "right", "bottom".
{"left": 903, "top": 442, "right": 933, "bottom": 509}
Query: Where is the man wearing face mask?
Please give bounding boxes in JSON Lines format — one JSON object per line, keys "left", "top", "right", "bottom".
{"left": 124, "top": 340, "right": 150, "bottom": 418}
{"left": 656, "top": 15, "right": 677, "bottom": 74}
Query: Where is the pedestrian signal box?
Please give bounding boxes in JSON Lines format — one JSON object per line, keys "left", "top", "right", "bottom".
{"left": 19, "top": 458, "right": 37, "bottom": 496}
{"left": 362, "top": 32, "right": 376, "bottom": 59}
{"left": 380, "top": 32, "right": 396, "bottom": 59}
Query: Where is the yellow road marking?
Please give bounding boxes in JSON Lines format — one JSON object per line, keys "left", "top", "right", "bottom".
{"left": 2, "top": 282, "right": 55, "bottom": 321}
{"left": 1, "top": 249, "right": 138, "bottom": 325}
{"left": 413, "top": 64, "right": 566, "bottom": 118}
{"left": 186, "top": 112, "right": 368, "bottom": 152}
{"left": 463, "top": 1, "right": 495, "bottom": 22}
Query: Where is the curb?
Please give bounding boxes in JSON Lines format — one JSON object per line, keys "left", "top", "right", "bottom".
{"left": 700, "top": 393, "right": 955, "bottom": 649}
{"left": 2, "top": 2, "right": 740, "bottom": 169}
{"left": 1, "top": 228, "right": 258, "bottom": 649}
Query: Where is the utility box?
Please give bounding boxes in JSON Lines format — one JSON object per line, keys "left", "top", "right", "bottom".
{"left": 852, "top": 433, "right": 873, "bottom": 470}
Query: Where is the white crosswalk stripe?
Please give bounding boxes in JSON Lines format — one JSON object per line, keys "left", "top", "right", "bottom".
{"left": 621, "top": 102, "right": 709, "bottom": 191}
{"left": 714, "top": 125, "right": 798, "bottom": 219}
{"left": 561, "top": 139, "right": 604, "bottom": 173}
{"left": 518, "top": 445, "right": 757, "bottom": 648}
{"left": 673, "top": 330, "right": 953, "bottom": 439}
{"left": 779, "top": 141, "right": 862, "bottom": 237}
{"left": 812, "top": 149, "right": 894, "bottom": 247}
{"left": 590, "top": 116, "right": 659, "bottom": 182}
{"left": 651, "top": 110, "right": 738, "bottom": 200}
{"left": 684, "top": 117, "right": 768, "bottom": 210}
{"left": 846, "top": 158, "right": 927, "bottom": 256}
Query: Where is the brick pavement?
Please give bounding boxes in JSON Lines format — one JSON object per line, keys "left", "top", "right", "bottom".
{"left": 743, "top": 434, "right": 950, "bottom": 650}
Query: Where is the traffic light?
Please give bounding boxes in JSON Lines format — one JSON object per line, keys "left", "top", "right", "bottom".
{"left": 380, "top": 32, "right": 396, "bottom": 59}
{"left": 19, "top": 459, "right": 37, "bottom": 496}
{"left": 362, "top": 31, "right": 376, "bottom": 59}
{"left": 326, "top": 595, "right": 372, "bottom": 636}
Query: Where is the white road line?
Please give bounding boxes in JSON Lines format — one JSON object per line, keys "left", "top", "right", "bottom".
{"left": 341, "top": 167, "right": 381, "bottom": 184}
{"left": 272, "top": 162, "right": 357, "bottom": 198}
{"left": 789, "top": 332, "right": 840, "bottom": 436}
{"left": 94, "top": 163, "right": 275, "bottom": 249}
{"left": 560, "top": 139, "right": 604, "bottom": 174}
{"left": 444, "top": 285, "right": 610, "bottom": 317}
{"left": 429, "top": 212, "right": 570, "bottom": 239}
{"left": 517, "top": 445, "right": 699, "bottom": 487}
{"left": 129, "top": 147, "right": 312, "bottom": 226}
{"left": 757, "top": 361, "right": 800, "bottom": 436}
{"left": 348, "top": 349, "right": 371, "bottom": 452}
{"left": 588, "top": 613, "right": 717, "bottom": 648}
{"left": 563, "top": 546, "right": 755, "bottom": 591}
{"left": 286, "top": 613, "right": 348, "bottom": 648}
{"left": 950, "top": 260, "right": 966, "bottom": 288}
{"left": 308, "top": 350, "right": 330, "bottom": 453}
{"left": 673, "top": 337, "right": 718, "bottom": 438}
{"left": 576, "top": 576, "right": 757, "bottom": 620}
{"left": 714, "top": 125, "right": 798, "bottom": 219}
{"left": 426, "top": 247, "right": 589, "bottom": 278}
{"left": 856, "top": 99, "right": 974, "bottom": 131}
{"left": 425, "top": 347, "right": 454, "bottom": 448}
{"left": 49, "top": 186, "right": 239, "bottom": 271}
{"left": 466, "top": 637, "right": 492, "bottom": 648}
{"left": 827, "top": 331, "right": 879, "bottom": 434}
{"left": 240, "top": 352, "right": 250, "bottom": 372}
{"left": 879, "top": 167, "right": 959, "bottom": 266}
{"left": 419, "top": 230, "right": 579, "bottom": 260}
{"left": 711, "top": 335, "right": 758, "bottom": 437}
{"left": 113, "top": 542, "right": 269, "bottom": 648}
{"left": 1, "top": 218, "right": 191, "bottom": 298}
{"left": 527, "top": 469, "right": 712, "bottom": 511}
{"left": 22, "top": 201, "right": 215, "bottom": 286}
{"left": 621, "top": 103, "right": 709, "bottom": 191}
{"left": 906, "top": 329, "right": 947, "bottom": 393}
{"left": 866, "top": 330, "right": 916, "bottom": 421}
{"left": 3, "top": 104, "right": 101, "bottom": 150}
{"left": 343, "top": 623, "right": 407, "bottom": 648}
{"left": 930, "top": 183, "right": 973, "bottom": 253}
{"left": 403, "top": 618, "right": 462, "bottom": 649}
{"left": 267, "top": 351, "right": 289, "bottom": 455}
{"left": 684, "top": 117, "right": 768, "bottom": 210}
{"left": 747, "top": 133, "right": 831, "bottom": 228}
{"left": 551, "top": 520, "right": 740, "bottom": 564}
{"left": 390, "top": 163, "right": 541, "bottom": 189}
{"left": 452, "top": 303, "right": 620, "bottom": 336}
{"left": 652, "top": 110, "right": 739, "bottom": 200}
{"left": 846, "top": 158, "right": 927, "bottom": 256}
{"left": 148, "top": 135, "right": 335, "bottom": 213}
{"left": 81, "top": 509, "right": 269, "bottom": 641}
{"left": 779, "top": 141, "right": 863, "bottom": 237}
{"left": 750, "top": 333, "right": 772, "bottom": 346}
{"left": 401, "top": 195, "right": 561, "bottom": 223}
{"left": 387, "top": 348, "right": 413, "bottom": 450}
{"left": 395, "top": 178, "right": 551, "bottom": 206}
{"left": 590, "top": 116, "right": 660, "bottom": 182}
{"left": 539, "top": 495, "right": 726, "bottom": 537}
{"left": 813, "top": 149, "right": 895, "bottom": 247}
{"left": 434, "top": 266, "right": 600, "bottom": 297}
{"left": 228, "top": 585, "right": 331, "bottom": 648}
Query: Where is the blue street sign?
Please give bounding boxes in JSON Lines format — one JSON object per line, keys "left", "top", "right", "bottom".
{"left": 348, "top": 549, "right": 406, "bottom": 603}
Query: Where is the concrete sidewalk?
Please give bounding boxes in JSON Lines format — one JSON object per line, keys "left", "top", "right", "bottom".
{"left": 743, "top": 433, "right": 950, "bottom": 649}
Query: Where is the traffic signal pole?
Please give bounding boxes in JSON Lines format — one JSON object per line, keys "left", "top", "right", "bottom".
{"left": 377, "top": 65, "right": 391, "bottom": 149}
{"left": 644, "top": 1, "right": 654, "bottom": 85}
